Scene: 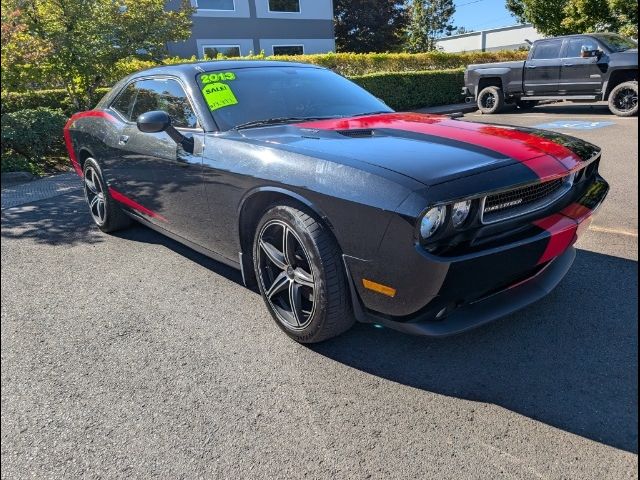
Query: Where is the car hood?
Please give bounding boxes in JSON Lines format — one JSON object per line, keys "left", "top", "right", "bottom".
{"left": 237, "top": 113, "right": 600, "bottom": 186}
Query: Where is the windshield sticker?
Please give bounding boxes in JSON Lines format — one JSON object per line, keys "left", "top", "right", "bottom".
{"left": 201, "top": 72, "right": 236, "bottom": 84}
{"left": 202, "top": 82, "right": 238, "bottom": 111}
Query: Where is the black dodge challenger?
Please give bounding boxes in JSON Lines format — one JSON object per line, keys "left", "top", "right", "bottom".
{"left": 64, "top": 61, "right": 609, "bottom": 343}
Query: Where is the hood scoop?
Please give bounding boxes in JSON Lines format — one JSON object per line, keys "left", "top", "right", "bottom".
{"left": 336, "top": 128, "right": 375, "bottom": 138}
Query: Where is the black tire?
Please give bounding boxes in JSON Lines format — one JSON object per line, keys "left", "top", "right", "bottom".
{"left": 516, "top": 99, "right": 539, "bottom": 110}
{"left": 608, "top": 81, "right": 638, "bottom": 117}
{"left": 477, "top": 86, "right": 505, "bottom": 114}
{"left": 82, "top": 158, "right": 131, "bottom": 233}
{"left": 253, "top": 203, "right": 353, "bottom": 343}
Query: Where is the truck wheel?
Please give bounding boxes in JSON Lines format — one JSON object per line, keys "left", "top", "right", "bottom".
{"left": 608, "top": 81, "right": 638, "bottom": 117}
{"left": 516, "top": 99, "right": 539, "bottom": 110}
{"left": 477, "top": 86, "right": 505, "bottom": 114}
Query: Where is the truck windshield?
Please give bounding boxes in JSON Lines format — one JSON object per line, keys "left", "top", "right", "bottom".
{"left": 196, "top": 66, "right": 393, "bottom": 131}
{"left": 595, "top": 34, "right": 637, "bottom": 53}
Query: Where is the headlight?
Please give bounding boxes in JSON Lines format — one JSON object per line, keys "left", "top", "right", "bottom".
{"left": 452, "top": 200, "right": 471, "bottom": 228}
{"left": 420, "top": 205, "right": 446, "bottom": 240}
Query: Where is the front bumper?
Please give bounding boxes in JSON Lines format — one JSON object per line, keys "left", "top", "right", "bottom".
{"left": 352, "top": 247, "right": 575, "bottom": 336}
{"left": 344, "top": 175, "right": 609, "bottom": 336}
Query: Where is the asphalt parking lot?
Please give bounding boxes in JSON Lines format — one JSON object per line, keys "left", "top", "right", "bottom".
{"left": 1, "top": 104, "right": 637, "bottom": 479}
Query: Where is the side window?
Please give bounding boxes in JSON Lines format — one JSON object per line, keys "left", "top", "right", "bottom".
{"left": 130, "top": 78, "right": 198, "bottom": 128}
{"left": 111, "top": 83, "right": 137, "bottom": 121}
{"left": 532, "top": 40, "right": 562, "bottom": 60}
{"left": 565, "top": 38, "right": 596, "bottom": 58}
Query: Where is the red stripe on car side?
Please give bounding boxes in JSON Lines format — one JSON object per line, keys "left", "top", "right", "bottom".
{"left": 298, "top": 113, "right": 575, "bottom": 180}
{"left": 108, "top": 187, "right": 168, "bottom": 223}
{"left": 533, "top": 214, "right": 579, "bottom": 265}
{"left": 63, "top": 110, "right": 117, "bottom": 177}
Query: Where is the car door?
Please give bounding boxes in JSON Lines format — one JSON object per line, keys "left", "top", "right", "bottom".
{"left": 523, "top": 39, "right": 564, "bottom": 95}
{"left": 559, "top": 37, "right": 605, "bottom": 95}
{"left": 107, "top": 77, "right": 210, "bottom": 244}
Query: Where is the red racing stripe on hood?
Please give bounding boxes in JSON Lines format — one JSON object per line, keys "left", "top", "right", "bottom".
{"left": 298, "top": 113, "right": 580, "bottom": 180}
{"left": 64, "top": 110, "right": 117, "bottom": 177}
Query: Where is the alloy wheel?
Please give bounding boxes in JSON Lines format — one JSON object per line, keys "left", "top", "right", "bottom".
{"left": 84, "top": 165, "right": 107, "bottom": 225}
{"left": 257, "top": 220, "right": 316, "bottom": 330}
{"left": 614, "top": 87, "right": 638, "bottom": 113}
{"left": 482, "top": 92, "right": 496, "bottom": 109}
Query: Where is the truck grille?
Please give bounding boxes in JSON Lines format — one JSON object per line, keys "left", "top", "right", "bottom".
{"left": 481, "top": 175, "right": 572, "bottom": 224}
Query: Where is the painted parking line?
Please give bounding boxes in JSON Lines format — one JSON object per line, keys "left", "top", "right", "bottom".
{"left": 589, "top": 225, "right": 638, "bottom": 238}
{"left": 533, "top": 120, "right": 616, "bottom": 130}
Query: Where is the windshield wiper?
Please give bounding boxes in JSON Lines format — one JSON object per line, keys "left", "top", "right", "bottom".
{"left": 233, "top": 116, "right": 340, "bottom": 130}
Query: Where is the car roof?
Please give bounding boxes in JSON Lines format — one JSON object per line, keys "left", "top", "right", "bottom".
{"left": 129, "top": 60, "right": 323, "bottom": 79}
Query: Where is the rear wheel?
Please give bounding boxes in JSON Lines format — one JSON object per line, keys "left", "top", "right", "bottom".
{"left": 253, "top": 204, "right": 353, "bottom": 343}
{"left": 608, "top": 81, "right": 638, "bottom": 117}
{"left": 477, "top": 86, "right": 505, "bottom": 114}
{"left": 83, "top": 158, "right": 131, "bottom": 233}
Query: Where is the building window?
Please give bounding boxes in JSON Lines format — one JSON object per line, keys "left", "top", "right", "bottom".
{"left": 268, "top": 0, "right": 300, "bottom": 13}
{"left": 273, "top": 45, "right": 304, "bottom": 56}
{"left": 203, "top": 45, "right": 242, "bottom": 58}
{"left": 196, "top": 0, "right": 235, "bottom": 11}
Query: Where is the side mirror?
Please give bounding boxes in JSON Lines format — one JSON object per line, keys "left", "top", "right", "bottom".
{"left": 136, "top": 110, "right": 194, "bottom": 154}
{"left": 137, "top": 110, "right": 171, "bottom": 133}
{"left": 581, "top": 45, "right": 599, "bottom": 58}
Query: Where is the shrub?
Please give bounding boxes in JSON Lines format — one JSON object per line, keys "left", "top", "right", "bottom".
{"left": 1, "top": 108, "right": 68, "bottom": 173}
{"left": 1, "top": 88, "right": 111, "bottom": 116}
{"left": 351, "top": 69, "right": 465, "bottom": 111}
{"left": 109, "top": 50, "right": 527, "bottom": 81}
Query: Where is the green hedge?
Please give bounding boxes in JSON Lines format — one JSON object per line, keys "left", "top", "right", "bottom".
{"left": 108, "top": 50, "right": 526, "bottom": 80}
{"left": 1, "top": 108, "right": 68, "bottom": 173}
{"left": 1, "top": 88, "right": 111, "bottom": 117}
{"left": 2, "top": 70, "right": 464, "bottom": 116}
{"left": 351, "top": 69, "right": 464, "bottom": 111}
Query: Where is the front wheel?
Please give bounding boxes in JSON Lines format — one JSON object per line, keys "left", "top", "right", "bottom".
{"left": 608, "top": 81, "right": 638, "bottom": 117}
{"left": 477, "top": 86, "right": 505, "bottom": 114}
{"left": 253, "top": 204, "right": 354, "bottom": 343}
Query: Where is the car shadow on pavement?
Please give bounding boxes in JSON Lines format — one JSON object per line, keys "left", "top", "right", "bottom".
{"left": 113, "top": 224, "right": 246, "bottom": 286}
{"left": 313, "top": 249, "right": 639, "bottom": 454}
{"left": 1, "top": 195, "right": 105, "bottom": 247}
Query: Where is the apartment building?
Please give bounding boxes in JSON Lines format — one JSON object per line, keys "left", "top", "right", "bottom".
{"left": 166, "top": 0, "right": 336, "bottom": 58}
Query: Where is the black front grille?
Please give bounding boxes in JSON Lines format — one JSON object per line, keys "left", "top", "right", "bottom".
{"left": 483, "top": 177, "right": 566, "bottom": 222}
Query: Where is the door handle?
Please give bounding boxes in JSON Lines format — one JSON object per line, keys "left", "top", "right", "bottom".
{"left": 526, "top": 65, "right": 537, "bottom": 69}
{"left": 563, "top": 63, "right": 574, "bottom": 67}
{"left": 118, "top": 135, "right": 129, "bottom": 146}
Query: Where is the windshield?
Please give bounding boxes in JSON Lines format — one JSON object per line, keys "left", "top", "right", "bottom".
{"left": 196, "top": 66, "right": 393, "bottom": 130}
{"left": 594, "top": 34, "right": 637, "bottom": 52}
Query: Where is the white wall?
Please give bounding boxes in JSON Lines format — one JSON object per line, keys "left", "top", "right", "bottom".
{"left": 436, "top": 24, "right": 544, "bottom": 53}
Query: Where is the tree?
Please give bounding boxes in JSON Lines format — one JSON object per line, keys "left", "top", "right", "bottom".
{"left": 334, "top": 0, "right": 408, "bottom": 53}
{"left": 405, "top": 0, "right": 456, "bottom": 52}
{"left": 2, "top": 0, "right": 194, "bottom": 109}
{"left": 505, "top": 0, "right": 638, "bottom": 37}
{"left": 1, "top": 6, "right": 52, "bottom": 90}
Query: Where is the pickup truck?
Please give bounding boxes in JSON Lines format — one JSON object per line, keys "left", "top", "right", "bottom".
{"left": 463, "top": 33, "right": 638, "bottom": 116}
